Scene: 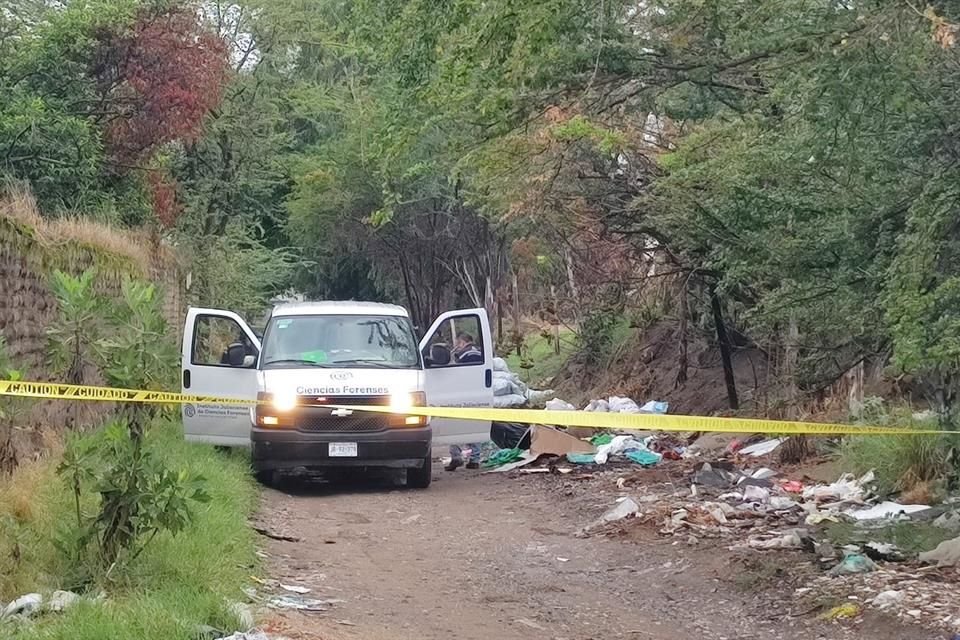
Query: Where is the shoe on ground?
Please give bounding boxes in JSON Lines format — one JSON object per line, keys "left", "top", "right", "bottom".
{"left": 444, "top": 459, "right": 463, "bottom": 472}
{"left": 466, "top": 461, "right": 480, "bottom": 470}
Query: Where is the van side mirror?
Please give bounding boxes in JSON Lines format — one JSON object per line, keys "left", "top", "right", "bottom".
{"left": 242, "top": 354, "right": 256, "bottom": 368}
{"left": 426, "top": 343, "right": 451, "bottom": 367}
{"left": 226, "top": 343, "right": 247, "bottom": 367}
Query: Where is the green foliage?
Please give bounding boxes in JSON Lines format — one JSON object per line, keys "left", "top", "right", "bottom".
{"left": 504, "top": 327, "right": 576, "bottom": 386}
{"left": 2, "top": 419, "right": 258, "bottom": 640}
{"left": 98, "top": 278, "right": 178, "bottom": 393}
{"left": 45, "top": 267, "right": 197, "bottom": 578}
{"left": 46, "top": 269, "right": 102, "bottom": 385}
{"left": 577, "top": 309, "right": 623, "bottom": 368}
{"left": 842, "top": 404, "right": 960, "bottom": 496}
{"left": 57, "top": 420, "right": 210, "bottom": 580}
{"left": 0, "top": 334, "right": 24, "bottom": 424}
{"left": 551, "top": 116, "right": 626, "bottom": 155}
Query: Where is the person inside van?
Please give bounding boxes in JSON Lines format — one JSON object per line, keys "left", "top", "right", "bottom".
{"left": 445, "top": 332, "right": 484, "bottom": 471}
{"left": 452, "top": 332, "right": 483, "bottom": 364}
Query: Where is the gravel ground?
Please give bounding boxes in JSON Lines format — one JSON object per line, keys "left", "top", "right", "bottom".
{"left": 253, "top": 466, "right": 932, "bottom": 640}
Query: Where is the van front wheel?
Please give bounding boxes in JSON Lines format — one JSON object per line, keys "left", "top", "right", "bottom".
{"left": 407, "top": 456, "right": 432, "bottom": 489}
{"left": 254, "top": 470, "right": 276, "bottom": 486}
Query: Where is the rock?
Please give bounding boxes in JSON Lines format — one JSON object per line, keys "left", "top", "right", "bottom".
{"left": 919, "top": 535, "right": 960, "bottom": 567}
{"left": 871, "top": 590, "right": 905, "bottom": 609}
{"left": 2, "top": 593, "right": 42, "bottom": 619}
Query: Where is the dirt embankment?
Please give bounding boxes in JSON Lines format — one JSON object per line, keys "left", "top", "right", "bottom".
{"left": 553, "top": 320, "right": 770, "bottom": 417}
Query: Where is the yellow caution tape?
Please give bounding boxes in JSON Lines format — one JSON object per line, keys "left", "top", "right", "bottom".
{"left": 334, "top": 404, "right": 943, "bottom": 436}
{"left": 0, "top": 379, "right": 945, "bottom": 436}
{"left": 0, "top": 380, "right": 253, "bottom": 406}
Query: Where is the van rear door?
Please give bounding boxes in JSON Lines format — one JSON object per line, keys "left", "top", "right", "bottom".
{"left": 181, "top": 308, "right": 261, "bottom": 446}
{"left": 419, "top": 308, "right": 493, "bottom": 445}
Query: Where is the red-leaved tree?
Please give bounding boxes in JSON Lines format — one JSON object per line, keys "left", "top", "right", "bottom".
{"left": 92, "top": 3, "right": 229, "bottom": 225}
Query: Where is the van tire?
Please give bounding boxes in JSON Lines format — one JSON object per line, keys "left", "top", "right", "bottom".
{"left": 254, "top": 470, "right": 275, "bottom": 486}
{"left": 407, "top": 456, "right": 432, "bottom": 489}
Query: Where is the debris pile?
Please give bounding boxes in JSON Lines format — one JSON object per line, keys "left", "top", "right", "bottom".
{"left": 499, "top": 423, "right": 960, "bottom": 633}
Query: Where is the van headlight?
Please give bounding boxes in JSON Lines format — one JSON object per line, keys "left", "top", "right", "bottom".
{"left": 272, "top": 391, "right": 298, "bottom": 412}
{"left": 389, "top": 391, "right": 426, "bottom": 411}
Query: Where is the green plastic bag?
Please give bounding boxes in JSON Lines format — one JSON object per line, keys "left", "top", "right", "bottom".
{"left": 482, "top": 447, "right": 524, "bottom": 468}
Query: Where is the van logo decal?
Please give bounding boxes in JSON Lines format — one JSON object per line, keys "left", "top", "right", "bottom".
{"left": 331, "top": 408, "right": 353, "bottom": 417}
{"left": 330, "top": 372, "right": 353, "bottom": 381}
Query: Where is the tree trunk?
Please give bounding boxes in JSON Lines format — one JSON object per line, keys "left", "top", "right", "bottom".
{"left": 709, "top": 285, "right": 739, "bottom": 410}
{"left": 675, "top": 278, "right": 689, "bottom": 387}
{"left": 512, "top": 272, "right": 522, "bottom": 356}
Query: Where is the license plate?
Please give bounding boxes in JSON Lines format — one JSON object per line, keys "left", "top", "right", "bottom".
{"left": 328, "top": 442, "right": 358, "bottom": 457}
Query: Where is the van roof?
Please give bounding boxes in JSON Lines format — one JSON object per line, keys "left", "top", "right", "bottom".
{"left": 271, "top": 301, "right": 409, "bottom": 318}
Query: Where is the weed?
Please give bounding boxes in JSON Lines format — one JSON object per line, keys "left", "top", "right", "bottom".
{"left": 824, "top": 520, "right": 954, "bottom": 556}
{"left": 2, "top": 419, "right": 258, "bottom": 640}
{"left": 841, "top": 401, "right": 960, "bottom": 495}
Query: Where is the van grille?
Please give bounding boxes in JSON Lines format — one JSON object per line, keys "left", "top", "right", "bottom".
{"left": 294, "top": 396, "right": 390, "bottom": 434}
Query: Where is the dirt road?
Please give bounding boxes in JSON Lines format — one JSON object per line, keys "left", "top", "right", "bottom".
{"left": 256, "top": 469, "right": 926, "bottom": 640}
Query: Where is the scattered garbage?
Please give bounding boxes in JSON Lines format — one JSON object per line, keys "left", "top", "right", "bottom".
{"left": 863, "top": 542, "right": 905, "bottom": 562}
{"left": 625, "top": 448, "right": 662, "bottom": 467}
{"left": 268, "top": 594, "right": 344, "bottom": 612}
{"left": 844, "top": 501, "right": 929, "bottom": 521}
{"left": 228, "top": 601, "right": 255, "bottom": 631}
{"left": 692, "top": 461, "right": 742, "bottom": 489}
{"left": 2, "top": 593, "right": 42, "bottom": 619}
{"left": 739, "top": 438, "right": 785, "bottom": 457}
{"left": 933, "top": 510, "right": 960, "bottom": 532}
{"left": 566, "top": 452, "right": 597, "bottom": 465}
{"left": 828, "top": 552, "right": 877, "bottom": 576}
{"left": 748, "top": 531, "right": 805, "bottom": 550}
{"left": 490, "top": 422, "right": 531, "bottom": 450}
{"left": 529, "top": 425, "right": 595, "bottom": 457}
{"left": 279, "top": 583, "right": 311, "bottom": 594}
{"left": 918, "top": 535, "right": 960, "bottom": 567}
{"left": 820, "top": 602, "right": 861, "bottom": 620}
{"left": 545, "top": 398, "right": 576, "bottom": 411}
{"left": 213, "top": 632, "right": 272, "bottom": 640}
{"left": 780, "top": 480, "right": 804, "bottom": 494}
{"left": 803, "top": 472, "right": 873, "bottom": 503}
{"left": 47, "top": 590, "right": 79, "bottom": 613}
{"left": 598, "top": 497, "right": 642, "bottom": 524}
{"left": 483, "top": 447, "right": 525, "bottom": 468}
{"left": 871, "top": 590, "right": 905, "bottom": 609}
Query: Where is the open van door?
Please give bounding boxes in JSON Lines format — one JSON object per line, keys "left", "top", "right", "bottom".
{"left": 419, "top": 308, "right": 494, "bottom": 445}
{"left": 182, "top": 308, "right": 261, "bottom": 446}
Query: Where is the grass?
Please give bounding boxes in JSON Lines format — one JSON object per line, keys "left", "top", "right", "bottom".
{"left": 504, "top": 327, "right": 576, "bottom": 385}
{"left": 840, "top": 428, "right": 960, "bottom": 498}
{"left": 0, "top": 181, "right": 176, "bottom": 273}
{"left": 0, "top": 418, "right": 259, "bottom": 640}
{"left": 824, "top": 520, "right": 954, "bottom": 556}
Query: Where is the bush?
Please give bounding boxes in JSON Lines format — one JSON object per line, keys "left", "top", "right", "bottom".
{"left": 577, "top": 309, "right": 622, "bottom": 367}
{"left": 841, "top": 403, "right": 960, "bottom": 497}
{"left": 1, "top": 419, "right": 258, "bottom": 640}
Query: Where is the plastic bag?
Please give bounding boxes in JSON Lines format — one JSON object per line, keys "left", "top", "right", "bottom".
{"left": 545, "top": 398, "right": 576, "bottom": 411}
{"left": 607, "top": 396, "right": 641, "bottom": 413}
{"left": 490, "top": 422, "right": 531, "bottom": 450}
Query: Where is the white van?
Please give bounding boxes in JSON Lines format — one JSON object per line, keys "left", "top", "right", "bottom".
{"left": 180, "top": 302, "right": 494, "bottom": 488}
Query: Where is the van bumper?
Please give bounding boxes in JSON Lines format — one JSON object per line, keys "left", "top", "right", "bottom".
{"left": 251, "top": 426, "right": 432, "bottom": 472}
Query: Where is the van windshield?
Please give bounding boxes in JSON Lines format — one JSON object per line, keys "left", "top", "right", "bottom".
{"left": 260, "top": 314, "right": 420, "bottom": 369}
